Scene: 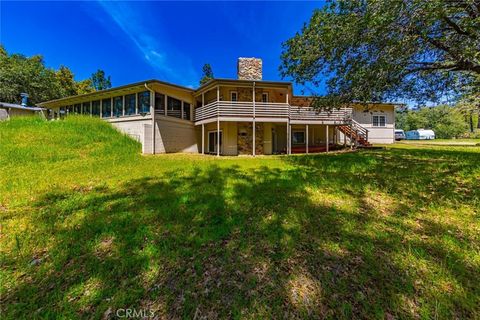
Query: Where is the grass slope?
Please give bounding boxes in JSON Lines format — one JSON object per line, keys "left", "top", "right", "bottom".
{"left": 1, "top": 117, "right": 479, "bottom": 319}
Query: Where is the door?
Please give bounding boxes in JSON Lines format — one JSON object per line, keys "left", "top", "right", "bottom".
{"left": 208, "top": 131, "right": 223, "bottom": 154}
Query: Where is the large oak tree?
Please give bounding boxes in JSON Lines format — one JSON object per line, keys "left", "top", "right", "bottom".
{"left": 280, "top": 0, "right": 480, "bottom": 108}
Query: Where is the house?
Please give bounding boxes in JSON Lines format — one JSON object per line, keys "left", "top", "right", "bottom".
{"left": 0, "top": 93, "right": 46, "bottom": 120}
{"left": 39, "top": 58, "right": 398, "bottom": 155}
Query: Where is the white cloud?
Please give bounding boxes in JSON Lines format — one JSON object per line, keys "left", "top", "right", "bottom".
{"left": 93, "top": 1, "right": 198, "bottom": 86}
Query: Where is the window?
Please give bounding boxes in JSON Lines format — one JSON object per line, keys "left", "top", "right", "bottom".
{"left": 66, "top": 105, "right": 73, "bottom": 115}
{"left": 262, "top": 92, "right": 269, "bottom": 103}
{"left": 113, "top": 96, "right": 123, "bottom": 117}
{"left": 92, "top": 100, "right": 100, "bottom": 116}
{"left": 372, "top": 115, "right": 386, "bottom": 127}
{"left": 82, "top": 102, "right": 90, "bottom": 115}
{"left": 167, "top": 96, "right": 182, "bottom": 118}
{"left": 73, "top": 104, "right": 81, "bottom": 114}
{"left": 183, "top": 103, "right": 191, "bottom": 120}
{"left": 102, "top": 99, "right": 112, "bottom": 118}
{"left": 137, "top": 91, "right": 150, "bottom": 114}
{"left": 155, "top": 93, "right": 165, "bottom": 113}
{"left": 292, "top": 131, "right": 305, "bottom": 144}
{"left": 230, "top": 91, "right": 238, "bottom": 102}
{"left": 125, "top": 94, "right": 136, "bottom": 115}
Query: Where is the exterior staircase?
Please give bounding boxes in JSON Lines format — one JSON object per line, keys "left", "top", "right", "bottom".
{"left": 338, "top": 120, "right": 372, "bottom": 147}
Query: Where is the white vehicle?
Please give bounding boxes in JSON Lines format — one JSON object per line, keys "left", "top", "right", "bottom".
{"left": 395, "top": 129, "right": 405, "bottom": 140}
{"left": 406, "top": 129, "right": 435, "bottom": 140}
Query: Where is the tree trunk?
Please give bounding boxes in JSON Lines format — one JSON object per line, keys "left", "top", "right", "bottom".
{"left": 477, "top": 105, "right": 480, "bottom": 129}
{"left": 469, "top": 111, "right": 474, "bottom": 133}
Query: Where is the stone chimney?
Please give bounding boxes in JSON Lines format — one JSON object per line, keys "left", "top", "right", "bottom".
{"left": 237, "top": 57, "right": 262, "bottom": 80}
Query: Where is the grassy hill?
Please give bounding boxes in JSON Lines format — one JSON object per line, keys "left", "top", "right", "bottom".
{"left": 1, "top": 117, "right": 479, "bottom": 319}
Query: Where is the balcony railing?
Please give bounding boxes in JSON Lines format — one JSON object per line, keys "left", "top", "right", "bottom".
{"left": 194, "top": 101, "right": 352, "bottom": 123}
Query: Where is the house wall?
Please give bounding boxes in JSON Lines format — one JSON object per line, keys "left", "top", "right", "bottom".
{"left": 199, "top": 86, "right": 288, "bottom": 105}
{"left": 203, "top": 121, "right": 238, "bottom": 155}
{"left": 351, "top": 104, "right": 395, "bottom": 144}
{"left": 6, "top": 108, "right": 39, "bottom": 117}
{"left": 108, "top": 116, "right": 152, "bottom": 147}
{"left": 154, "top": 116, "right": 198, "bottom": 153}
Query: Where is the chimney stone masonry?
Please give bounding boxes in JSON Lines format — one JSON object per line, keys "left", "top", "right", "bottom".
{"left": 237, "top": 57, "right": 262, "bottom": 81}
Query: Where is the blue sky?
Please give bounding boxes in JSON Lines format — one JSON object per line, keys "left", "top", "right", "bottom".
{"left": 1, "top": 1, "right": 325, "bottom": 93}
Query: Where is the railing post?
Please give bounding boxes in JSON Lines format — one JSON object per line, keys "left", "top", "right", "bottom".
{"left": 253, "top": 82, "right": 256, "bottom": 156}
{"left": 217, "top": 86, "right": 220, "bottom": 157}
{"left": 202, "top": 123, "right": 205, "bottom": 155}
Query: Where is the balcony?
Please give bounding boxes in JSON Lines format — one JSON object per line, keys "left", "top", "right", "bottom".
{"left": 194, "top": 101, "right": 352, "bottom": 125}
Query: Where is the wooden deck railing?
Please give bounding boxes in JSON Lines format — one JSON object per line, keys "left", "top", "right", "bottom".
{"left": 194, "top": 101, "right": 352, "bottom": 123}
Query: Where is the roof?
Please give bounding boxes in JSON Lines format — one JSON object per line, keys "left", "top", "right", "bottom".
{"left": 0, "top": 102, "right": 45, "bottom": 111}
{"left": 194, "top": 78, "right": 292, "bottom": 94}
{"left": 38, "top": 79, "right": 194, "bottom": 107}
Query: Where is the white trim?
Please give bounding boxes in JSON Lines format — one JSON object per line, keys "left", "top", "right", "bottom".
{"left": 372, "top": 114, "right": 387, "bottom": 127}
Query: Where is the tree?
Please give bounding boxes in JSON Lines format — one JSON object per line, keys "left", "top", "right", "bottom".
{"left": 0, "top": 46, "right": 105, "bottom": 105}
{"left": 199, "top": 64, "right": 214, "bottom": 85}
{"left": 396, "top": 105, "right": 468, "bottom": 138}
{"left": 90, "top": 69, "right": 112, "bottom": 91}
{"left": 280, "top": 0, "right": 480, "bottom": 108}
{"left": 0, "top": 47, "right": 60, "bottom": 105}
{"left": 55, "top": 66, "right": 78, "bottom": 97}
{"left": 76, "top": 79, "right": 95, "bottom": 95}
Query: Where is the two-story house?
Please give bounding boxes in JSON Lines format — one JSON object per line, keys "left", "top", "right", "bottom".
{"left": 39, "top": 58, "right": 397, "bottom": 155}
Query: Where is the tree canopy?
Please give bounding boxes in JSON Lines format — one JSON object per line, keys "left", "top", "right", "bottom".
{"left": 0, "top": 46, "right": 108, "bottom": 105}
{"left": 280, "top": 0, "right": 480, "bottom": 108}
{"left": 90, "top": 69, "right": 112, "bottom": 91}
{"left": 199, "top": 63, "right": 214, "bottom": 85}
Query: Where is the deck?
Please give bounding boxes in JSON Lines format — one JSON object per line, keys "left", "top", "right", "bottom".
{"left": 194, "top": 101, "right": 353, "bottom": 125}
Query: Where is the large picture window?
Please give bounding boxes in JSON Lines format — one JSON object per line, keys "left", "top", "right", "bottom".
{"left": 292, "top": 131, "right": 305, "bottom": 144}
{"left": 167, "top": 96, "right": 182, "bottom": 118}
{"left": 113, "top": 96, "right": 123, "bottom": 117}
{"left": 102, "top": 99, "right": 112, "bottom": 118}
{"left": 82, "top": 102, "right": 90, "bottom": 115}
{"left": 183, "top": 103, "right": 191, "bottom": 120}
{"left": 125, "top": 94, "right": 136, "bottom": 115}
{"left": 372, "top": 115, "right": 386, "bottom": 127}
{"left": 92, "top": 100, "right": 100, "bottom": 116}
{"left": 155, "top": 93, "right": 165, "bottom": 113}
{"left": 138, "top": 91, "right": 150, "bottom": 114}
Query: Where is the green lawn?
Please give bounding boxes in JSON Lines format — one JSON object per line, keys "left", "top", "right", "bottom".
{"left": 1, "top": 117, "right": 479, "bottom": 319}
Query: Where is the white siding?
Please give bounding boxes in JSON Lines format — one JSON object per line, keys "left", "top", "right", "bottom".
{"left": 352, "top": 104, "right": 395, "bottom": 144}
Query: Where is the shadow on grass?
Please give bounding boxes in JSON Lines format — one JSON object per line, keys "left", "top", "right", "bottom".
{"left": 2, "top": 146, "right": 479, "bottom": 319}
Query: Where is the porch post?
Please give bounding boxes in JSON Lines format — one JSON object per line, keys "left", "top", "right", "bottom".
{"left": 326, "top": 125, "right": 329, "bottom": 152}
{"left": 252, "top": 82, "right": 256, "bottom": 156}
{"left": 217, "top": 118, "right": 220, "bottom": 156}
{"left": 217, "top": 86, "right": 220, "bottom": 157}
{"left": 164, "top": 94, "right": 167, "bottom": 116}
{"left": 202, "top": 123, "right": 205, "bottom": 154}
{"left": 306, "top": 124, "right": 309, "bottom": 154}
{"left": 288, "top": 122, "right": 291, "bottom": 154}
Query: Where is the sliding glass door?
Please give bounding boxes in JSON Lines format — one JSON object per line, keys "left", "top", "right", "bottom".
{"left": 208, "top": 131, "right": 222, "bottom": 154}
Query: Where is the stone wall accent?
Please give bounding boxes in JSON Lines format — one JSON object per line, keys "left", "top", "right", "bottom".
{"left": 237, "top": 58, "right": 262, "bottom": 81}
{"left": 237, "top": 122, "right": 264, "bottom": 155}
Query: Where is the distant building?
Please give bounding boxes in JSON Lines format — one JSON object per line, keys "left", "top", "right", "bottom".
{"left": 0, "top": 102, "right": 46, "bottom": 120}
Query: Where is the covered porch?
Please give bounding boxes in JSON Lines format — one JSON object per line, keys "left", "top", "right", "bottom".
{"left": 199, "top": 121, "right": 351, "bottom": 156}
